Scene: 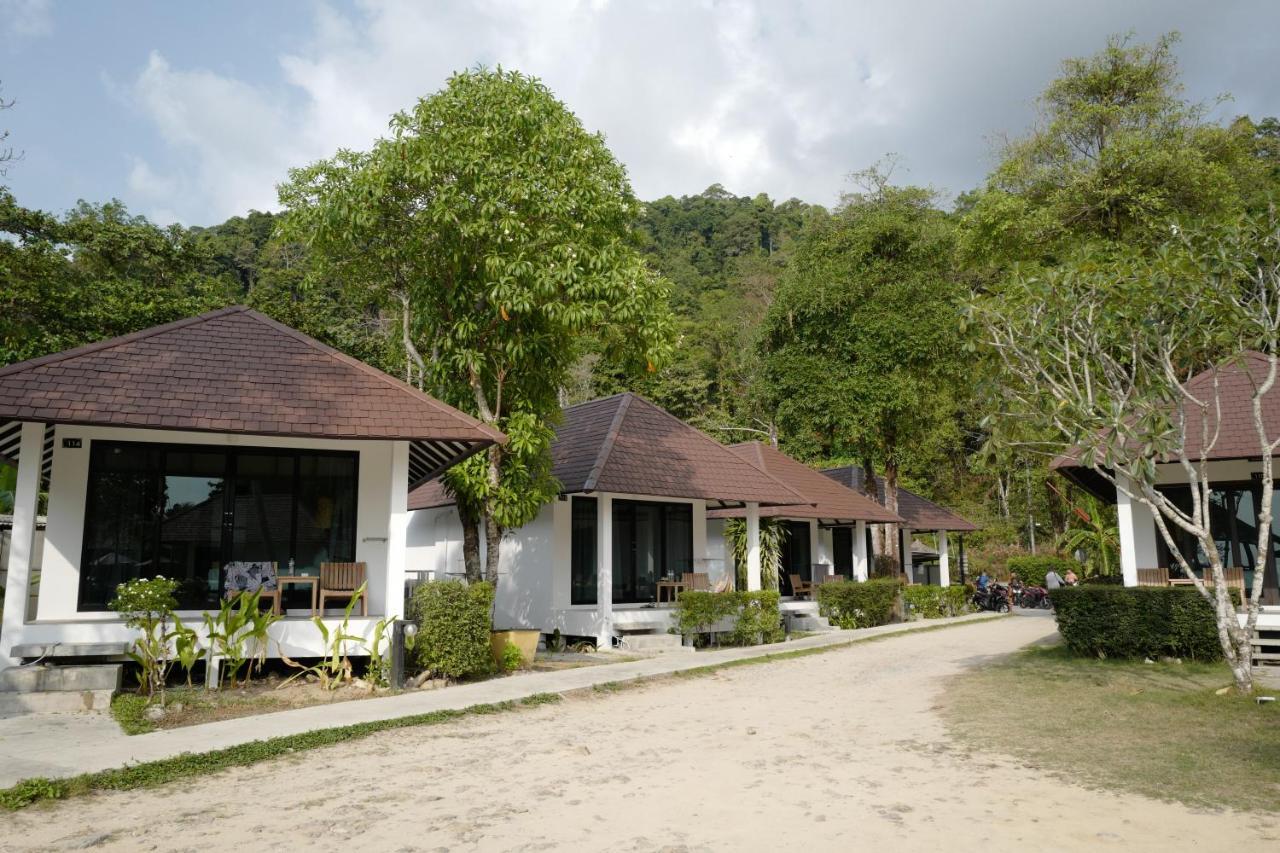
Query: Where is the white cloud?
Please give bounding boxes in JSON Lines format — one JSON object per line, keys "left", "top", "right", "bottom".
{"left": 1, "top": 0, "right": 52, "bottom": 37}
{"left": 121, "top": 0, "right": 1280, "bottom": 225}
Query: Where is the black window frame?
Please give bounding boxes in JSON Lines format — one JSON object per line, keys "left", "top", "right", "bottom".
{"left": 570, "top": 496, "right": 598, "bottom": 606}
{"left": 78, "top": 439, "right": 359, "bottom": 612}
{"left": 611, "top": 499, "right": 693, "bottom": 605}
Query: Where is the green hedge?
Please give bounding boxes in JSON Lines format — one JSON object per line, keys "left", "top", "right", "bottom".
{"left": 407, "top": 580, "right": 495, "bottom": 678}
{"left": 902, "top": 585, "right": 972, "bottom": 619}
{"left": 815, "top": 578, "right": 901, "bottom": 629}
{"left": 674, "top": 590, "right": 783, "bottom": 646}
{"left": 1006, "top": 555, "right": 1079, "bottom": 588}
{"left": 1049, "top": 586, "right": 1234, "bottom": 661}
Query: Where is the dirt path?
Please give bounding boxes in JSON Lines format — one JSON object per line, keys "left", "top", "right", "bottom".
{"left": 2, "top": 616, "right": 1274, "bottom": 852}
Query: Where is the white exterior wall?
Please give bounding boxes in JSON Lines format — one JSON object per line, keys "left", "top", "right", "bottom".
{"left": 7, "top": 424, "right": 408, "bottom": 660}
{"left": 406, "top": 506, "right": 467, "bottom": 581}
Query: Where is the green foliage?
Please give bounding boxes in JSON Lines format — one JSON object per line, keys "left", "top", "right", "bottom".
{"left": 870, "top": 554, "right": 900, "bottom": 579}
{"left": 280, "top": 69, "right": 673, "bottom": 579}
{"left": 1049, "top": 587, "right": 1234, "bottom": 660}
{"left": 0, "top": 464, "right": 14, "bottom": 514}
{"left": 0, "top": 693, "right": 562, "bottom": 812}
{"left": 760, "top": 175, "right": 965, "bottom": 483}
{"left": 674, "top": 590, "right": 782, "bottom": 646}
{"left": 1057, "top": 492, "right": 1120, "bottom": 577}
{"left": 408, "top": 580, "right": 496, "bottom": 679}
{"left": 110, "top": 693, "right": 154, "bottom": 736}
{"left": 723, "top": 517, "right": 785, "bottom": 590}
{"left": 500, "top": 641, "right": 525, "bottom": 673}
{"left": 362, "top": 616, "right": 396, "bottom": 688}
{"left": 902, "top": 585, "right": 973, "bottom": 619}
{"left": 1005, "top": 555, "right": 1080, "bottom": 589}
{"left": 816, "top": 578, "right": 901, "bottom": 629}
{"left": 202, "top": 591, "right": 279, "bottom": 689}
{"left": 730, "top": 590, "right": 784, "bottom": 645}
{"left": 110, "top": 577, "right": 181, "bottom": 700}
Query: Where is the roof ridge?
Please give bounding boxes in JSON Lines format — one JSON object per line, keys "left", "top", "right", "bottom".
{"left": 238, "top": 309, "right": 505, "bottom": 443}
{"left": 0, "top": 305, "right": 247, "bottom": 379}
{"left": 583, "top": 393, "right": 631, "bottom": 492}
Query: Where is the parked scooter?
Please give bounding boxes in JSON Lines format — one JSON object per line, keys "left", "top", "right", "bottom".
{"left": 1019, "top": 585, "right": 1053, "bottom": 610}
{"left": 971, "top": 583, "right": 1011, "bottom": 613}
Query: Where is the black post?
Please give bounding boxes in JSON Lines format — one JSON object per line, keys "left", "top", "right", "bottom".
{"left": 390, "top": 619, "right": 407, "bottom": 690}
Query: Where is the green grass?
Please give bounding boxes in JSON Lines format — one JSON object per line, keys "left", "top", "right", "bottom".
{"left": 109, "top": 694, "right": 154, "bottom": 735}
{"left": 0, "top": 693, "right": 562, "bottom": 812}
{"left": 940, "top": 644, "right": 1280, "bottom": 813}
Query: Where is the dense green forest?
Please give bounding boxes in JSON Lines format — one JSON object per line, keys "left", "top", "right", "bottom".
{"left": 4, "top": 33, "right": 1280, "bottom": 573}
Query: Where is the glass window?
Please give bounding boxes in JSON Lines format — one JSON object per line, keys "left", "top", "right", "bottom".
{"left": 1158, "top": 484, "right": 1265, "bottom": 596}
{"left": 571, "top": 497, "right": 597, "bottom": 605}
{"left": 611, "top": 500, "right": 692, "bottom": 604}
{"left": 79, "top": 441, "right": 358, "bottom": 612}
{"left": 832, "top": 527, "right": 853, "bottom": 578}
{"left": 779, "top": 520, "right": 812, "bottom": 595}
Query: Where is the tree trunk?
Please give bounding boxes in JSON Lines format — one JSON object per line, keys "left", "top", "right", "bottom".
{"left": 883, "top": 459, "right": 900, "bottom": 562}
{"left": 481, "top": 444, "right": 504, "bottom": 584}
{"left": 461, "top": 516, "right": 482, "bottom": 583}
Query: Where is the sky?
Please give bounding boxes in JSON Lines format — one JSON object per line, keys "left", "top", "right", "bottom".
{"left": 2, "top": 0, "right": 1279, "bottom": 227}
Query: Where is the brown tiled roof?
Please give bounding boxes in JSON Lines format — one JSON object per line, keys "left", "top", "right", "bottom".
{"left": 1052, "top": 351, "right": 1280, "bottom": 473}
{"left": 408, "top": 393, "right": 809, "bottom": 510}
{"left": 0, "top": 306, "right": 503, "bottom": 483}
{"left": 706, "top": 442, "right": 902, "bottom": 524}
{"left": 820, "top": 465, "right": 977, "bottom": 532}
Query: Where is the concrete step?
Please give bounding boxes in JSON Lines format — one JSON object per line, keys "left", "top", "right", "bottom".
{"left": 0, "top": 690, "right": 113, "bottom": 715}
{"left": 618, "top": 633, "right": 695, "bottom": 654}
{"left": 788, "top": 615, "right": 834, "bottom": 633}
{"left": 0, "top": 664, "right": 122, "bottom": 693}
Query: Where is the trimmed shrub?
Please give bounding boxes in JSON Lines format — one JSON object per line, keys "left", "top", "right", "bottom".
{"left": 1006, "top": 555, "right": 1079, "bottom": 588}
{"left": 902, "top": 585, "right": 972, "bottom": 620}
{"left": 1049, "top": 586, "right": 1235, "bottom": 661}
{"left": 408, "top": 580, "right": 495, "bottom": 679}
{"left": 1081, "top": 574, "right": 1124, "bottom": 585}
{"left": 816, "top": 578, "right": 901, "bottom": 629}
{"left": 731, "top": 590, "right": 784, "bottom": 645}
{"left": 674, "top": 590, "right": 783, "bottom": 646}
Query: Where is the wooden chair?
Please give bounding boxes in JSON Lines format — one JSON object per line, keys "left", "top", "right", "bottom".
{"left": 682, "top": 572, "right": 711, "bottom": 592}
{"left": 1136, "top": 567, "right": 1170, "bottom": 587}
{"left": 789, "top": 573, "right": 815, "bottom": 599}
{"left": 319, "top": 562, "right": 368, "bottom": 616}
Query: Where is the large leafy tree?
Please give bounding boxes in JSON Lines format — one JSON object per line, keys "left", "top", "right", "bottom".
{"left": 759, "top": 172, "right": 964, "bottom": 555}
{"left": 281, "top": 68, "right": 672, "bottom": 581}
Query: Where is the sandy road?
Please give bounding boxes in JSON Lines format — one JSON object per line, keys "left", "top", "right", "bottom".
{"left": 2, "top": 614, "right": 1274, "bottom": 852}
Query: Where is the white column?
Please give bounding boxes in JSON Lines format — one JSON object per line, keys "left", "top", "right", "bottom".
{"left": 901, "top": 526, "right": 914, "bottom": 583}
{"left": 1, "top": 422, "right": 43, "bottom": 669}
{"left": 745, "top": 502, "right": 761, "bottom": 591}
{"left": 938, "top": 529, "right": 950, "bottom": 588}
{"left": 385, "top": 441, "right": 410, "bottom": 619}
{"left": 853, "top": 520, "right": 869, "bottom": 581}
{"left": 1116, "top": 478, "right": 1158, "bottom": 587}
{"left": 596, "top": 494, "right": 613, "bottom": 649}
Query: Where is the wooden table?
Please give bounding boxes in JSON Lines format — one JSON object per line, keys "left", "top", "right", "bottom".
{"left": 276, "top": 575, "right": 318, "bottom": 615}
{"left": 1168, "top": 578, "right": 1198, "bottom": 587}
{"left": 656, "top": 579, "right": 685, "bottom": 604}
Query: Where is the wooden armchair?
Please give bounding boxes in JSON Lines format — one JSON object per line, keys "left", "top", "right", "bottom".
{"left": 682, "top": 572, "right": 711, "bottom": 592}
{"left": 1136, "top": 567, "right": 1170, "bottom": 587}
{"left": 319, "top": 561, "right": 368, "bottom": 616}
{"left": 789, "top": 573, "right": 815, "bottom": 599}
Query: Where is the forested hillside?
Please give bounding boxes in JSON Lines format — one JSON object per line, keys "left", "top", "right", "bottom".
{"left": 5, "top": 33, "right": 1280, "bottom": 572}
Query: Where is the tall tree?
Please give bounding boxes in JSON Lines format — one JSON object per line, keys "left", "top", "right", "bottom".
{"left": 281, "top": 68, "right": 672, "bottom": 582}
{"left": 759, "top": 170, "right": 963, "bottom": 556}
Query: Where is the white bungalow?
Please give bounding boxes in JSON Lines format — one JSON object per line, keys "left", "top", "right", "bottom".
{"left": 0, "top": 307, "right": 502, "bottom": 668}
{"left": 407, "top": 393, "right": 809, "bottom": 648}
{"left": 1052, "top": 353, "right": 1280, "bottom": 633}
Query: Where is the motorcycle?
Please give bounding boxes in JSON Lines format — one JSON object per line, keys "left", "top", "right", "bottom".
{"left": 971, "top": 583, "right": 1011, "bottom": 613}
{"left": 1019, "top": 585, "right": 1053, "bottom": 609}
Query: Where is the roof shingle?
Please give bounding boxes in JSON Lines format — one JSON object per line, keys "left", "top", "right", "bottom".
{"left": 820, "top": 465, "right": 977, "bottom": 532}
{"left": 0, "top": 306, "right": 505, "bottom": 446}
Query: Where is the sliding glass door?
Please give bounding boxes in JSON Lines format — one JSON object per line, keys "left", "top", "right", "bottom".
{"left": 80, "top": 441, "right": 358, "bottom": 611}
{"left": 611, "top": 500, "right": 692, "bottom": 604}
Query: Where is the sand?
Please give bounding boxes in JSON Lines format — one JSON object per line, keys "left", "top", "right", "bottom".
{"left": 1, "top": 615, "right": 1275, "bottom": 852}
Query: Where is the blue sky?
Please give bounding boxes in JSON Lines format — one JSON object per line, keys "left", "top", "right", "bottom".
{"left": 3, "top": 0, "right": 1279, "bottom": 226}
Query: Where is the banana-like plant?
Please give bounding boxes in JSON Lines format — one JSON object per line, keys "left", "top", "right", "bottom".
{"left": 171, "top": 614, "right": 203, "bottom": 689}
{"left": 279, "top": 583, "right": 369, "bottom": 691}
{"left": 203, "top": 590, "right": 280, "bottom": 689}
{"left": 725, "top": 518, "right": 786, "bottom": 589}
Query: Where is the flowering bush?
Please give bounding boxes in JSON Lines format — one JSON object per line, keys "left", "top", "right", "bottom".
{"left": 110, "top": 576, "right": 195, "bottom": 701}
